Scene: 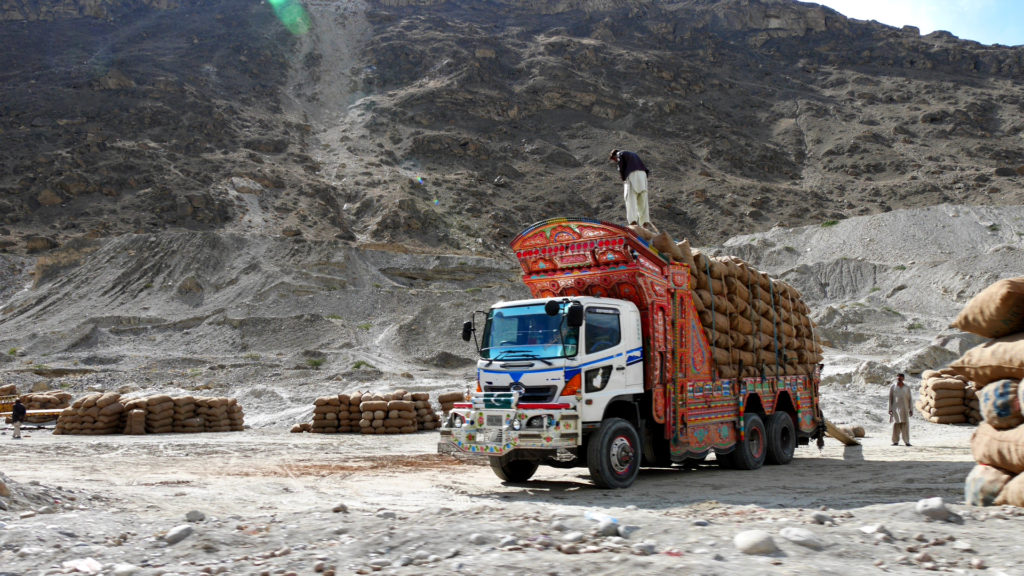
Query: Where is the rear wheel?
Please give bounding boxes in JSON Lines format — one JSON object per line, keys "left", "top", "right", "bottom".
{"left": 489, "top": 455, "right": 539, "bottom": 483}
{"left": 587, "top": 418, "right": 642, "bottom": 489}
{"left": 765, "top": 412, "right": 796, "bottom": 465}
{"left": 728, "top": 413, "right": 767, "bottom": 470}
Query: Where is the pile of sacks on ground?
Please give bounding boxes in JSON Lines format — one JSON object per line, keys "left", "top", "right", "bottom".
{"left": 0, "top": 385, "right": 72, "bottom": 423}
{"left": 916, "top": 369, "right": 980, "bottom": 425}
{"left": 944, "top": 277, "right": 1024, "bottom": 506}
{"left": 53, "top": 393, "right": 244, "bottom": 435}
{"left": 632, "top": 226, "right": 823, "bottom": 380}
{"left": 291, "top": 389, "right": 443, "bottom": 434}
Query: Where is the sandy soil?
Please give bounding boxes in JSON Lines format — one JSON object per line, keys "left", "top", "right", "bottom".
{"left": 2, "top": 415, "right": 1020, "bottom": 575}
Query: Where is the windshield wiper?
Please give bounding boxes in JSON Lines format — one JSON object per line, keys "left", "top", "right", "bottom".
{"left": 500, "top": 351, "right": 552, "bottom": 366}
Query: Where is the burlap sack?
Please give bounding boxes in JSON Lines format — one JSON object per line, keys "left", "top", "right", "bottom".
{"left": 953, "top": 277, "right": 1024, "bottom": 339}
{"left": 949, "top": 334, "right": 1024, "bottom": 386}
{"left": 964, "top": 463, "right": 1013, "bottom": 506}
{"left": 977, "top": 379, "right": 1023, "bottom": 430}
{"left": 972, "top": 422, "right": 1024, "bottom": 474}
{"left": 436, "top": 392, "right": 465, "bottom": 403}
{"left": 931, "top": 396, "right": 965, "bottom": 409}
{"left": 994, "top": 472, "right": 1024, "bottom": 506}
{"left": 361, "top": 400, "right": 388, "bottom": 412}
{"left": 676, "top": 239, "right": 697, "bottom": 276}
{"left": 928, "top": 414, "right": 967, "bottom": 424}
{"left": 929, "top": 378, "right": 967, "bottom": 391}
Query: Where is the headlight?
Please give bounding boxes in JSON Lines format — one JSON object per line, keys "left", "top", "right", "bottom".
{"left": 526, "top": 415, "right": 554, "bottom": 429}
{"left": 452, "top": 414, "right": 465, "bottom": 428}
{"left": 510, "top": 418, "right": 521, "bottom": 431}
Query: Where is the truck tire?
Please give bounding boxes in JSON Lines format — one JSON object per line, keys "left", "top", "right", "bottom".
{"left": 765, "top": 412, "right": 796, "bottom": 465}
{"left": 727, "top": 413, "right": 767, "bottom": 470}
{"left": 489, "top": 455, "right": 539, "bottom": 483}
{"left": 587, "top": 418, "right": 642, "bottom": 489}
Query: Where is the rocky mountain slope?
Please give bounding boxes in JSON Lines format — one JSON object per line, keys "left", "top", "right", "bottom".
{"left": 0, "top": 0, "right": 1023, "bottom": 415}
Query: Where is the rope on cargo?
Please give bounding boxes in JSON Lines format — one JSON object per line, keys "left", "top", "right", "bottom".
{"left": 703, "top": 255, "right": 719, "bottom": 381}
{"left": 769, "top": 278, "right": 781, "bottom": 380}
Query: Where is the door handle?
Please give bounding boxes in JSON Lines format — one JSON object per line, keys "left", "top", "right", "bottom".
{"left": 616, "top": 365, "right": 626, "bottom": 371}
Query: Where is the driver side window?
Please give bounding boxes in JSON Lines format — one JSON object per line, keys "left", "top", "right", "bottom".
{"left": 585, "top": 308, "right": 621, "bottom": 354}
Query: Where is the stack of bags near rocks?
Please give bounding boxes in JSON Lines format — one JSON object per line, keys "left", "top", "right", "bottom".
{"left": 308, "top": 393, "right": 359, "bottom": 434}
{"left": 0, "top": 384, "right": 15, "bottom": 396}
{"left": 55, "top": 393, "right": 245, "bottom": 435}
{"left": 916, "top": 369, "right": 979, "bottom": 424}
{"left": 359, "top": 390, "right": 430, "bottom": 435}
{"left": 197, "top": 397, "right": 244, "bottom": 432}
{"left": 636, "top": 226, "right": 823, "bottom": 380}
{"left": 54, "top": 392, "right": 126, "bottom": 435}
{"left": 944, "top": 277, "right": 1024, "bottom": 507}
{"left": 16, "top": 391, "right": 73, "bottom": 423}
{"left": 437, "top": 391, "right": 467, "bottom": 416}
{"left": 295, "top": 390, "right": 442, "bottom": 434}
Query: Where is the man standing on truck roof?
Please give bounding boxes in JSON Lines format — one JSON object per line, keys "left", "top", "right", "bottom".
{"left": 608, "top": 149, "right": 651, "bottom": 229}
{"left": 11, "top": 398, "right": 26, "bottom": 440}
{"left": 888, "top": 373, "right": 912, "bottom": 446}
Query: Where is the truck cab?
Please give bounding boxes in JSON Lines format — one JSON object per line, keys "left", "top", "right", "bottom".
{"left": 476, "top": 296, "right": 643, "bottom": 421}
{"left": 439, "top": 296, "right": 648, "bottom": 487}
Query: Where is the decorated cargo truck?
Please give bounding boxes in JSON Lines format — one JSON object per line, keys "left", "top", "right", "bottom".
{"left": 438, "top": 218, "right": 825, "bottom": 488}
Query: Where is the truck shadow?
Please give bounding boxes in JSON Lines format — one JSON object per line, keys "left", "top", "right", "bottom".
{"left": 484, "top": 455, "right": 974, "bottom": 511}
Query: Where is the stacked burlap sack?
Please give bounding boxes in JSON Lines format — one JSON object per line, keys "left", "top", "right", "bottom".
{"left": 632, "top": 225, "right": 823, "bottom": 380}
{"left": 2, "top": 389, "right": 73, "bottom": 422}
{"left": 293, "top": 390, "right": 442, "bottom": 434}
{"left": 437, "top": 391, "right": 466, "bottom": 415}
{"left": 0, "top": 384, "right": 16, "bottom": 395}
{"left": 54, "top": 393, "right": 244, "bottom": 435}
{"left": 945, "top": 277, "right": 1024, "bottom": 507}
{"left": 963, "top": 379, "right": 1024, "bottom": 506}
{"left": 916, "top": 369, "right": 979, "bottom": 425}
{"left": 54, "top": 392, "right": 126, "bottom": 435}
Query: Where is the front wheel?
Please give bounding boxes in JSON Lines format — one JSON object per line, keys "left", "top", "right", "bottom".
{"left": 489, "top": 455, "right": 539, "bottom": 483}
{"left": 728, "top": 413, "right": 767, "bottom": 470}
{"left": 765, "top": 412, "right": 796, "bottom": 465}
{"left": 587, "top": 418, "right": 642, "bottom": 489}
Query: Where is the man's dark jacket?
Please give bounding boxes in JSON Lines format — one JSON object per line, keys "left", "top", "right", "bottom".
{"left": 12, "top": 401, "right": 26, "bottom": 422}
{"left": 616, "top": 150, "right": 649, "bottom": 181}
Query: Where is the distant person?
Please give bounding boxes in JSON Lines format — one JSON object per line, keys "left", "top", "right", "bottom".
{"left": 608, "top": 149, "right": 651, "bottom": 229}
{"left": 888, "top": 373, "right": 912, "bottom": 446}
{"left": 11, "top": 398, "right": 26, "bottom": 440}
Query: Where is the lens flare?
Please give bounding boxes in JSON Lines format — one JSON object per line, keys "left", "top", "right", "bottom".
{"left": 268, "top": 0, "right": 311, "bottom": 36}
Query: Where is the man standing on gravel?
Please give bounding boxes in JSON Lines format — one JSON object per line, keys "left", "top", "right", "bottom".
{"left": 11, "top": 398, "right": 26, "bottom": 440}
{"left": 888, "top": 373, "right": 912, "bottom": 446}
{"left": 608, "top": 149, "right": 651, "bottom": 229}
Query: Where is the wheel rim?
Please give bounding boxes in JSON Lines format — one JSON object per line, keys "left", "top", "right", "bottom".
{"left": 609, "top": 435, "right": 635, "bottom": 475}
{"left": 749, "top": 427, "right": 764, "bottom": 459}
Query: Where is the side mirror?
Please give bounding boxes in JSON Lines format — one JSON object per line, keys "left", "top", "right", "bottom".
{"left": 567, "top": 302, "right": 583, "bottom": 327}
{"left": 461, "top": 321, "right": 474, "bottom": 342}
{"left": 544, "top": 300, "right": 560, "bottom": 316}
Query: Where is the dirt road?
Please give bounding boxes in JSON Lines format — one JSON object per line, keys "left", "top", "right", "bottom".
{"left": 3, "top": 423, "right": 1021, "bottom": 575}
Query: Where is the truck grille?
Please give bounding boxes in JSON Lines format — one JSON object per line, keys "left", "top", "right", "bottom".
{"left": 483, "top": 385, "right": 557, "bottom": 403}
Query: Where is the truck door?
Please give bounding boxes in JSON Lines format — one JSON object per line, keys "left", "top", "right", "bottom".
{"left": 580, "top": 306, "right": 631, "bottom": 419}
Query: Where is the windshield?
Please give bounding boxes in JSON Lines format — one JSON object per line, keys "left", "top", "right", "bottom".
{"left": 481, "top": 303, "right": 579, "bottom": 360}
